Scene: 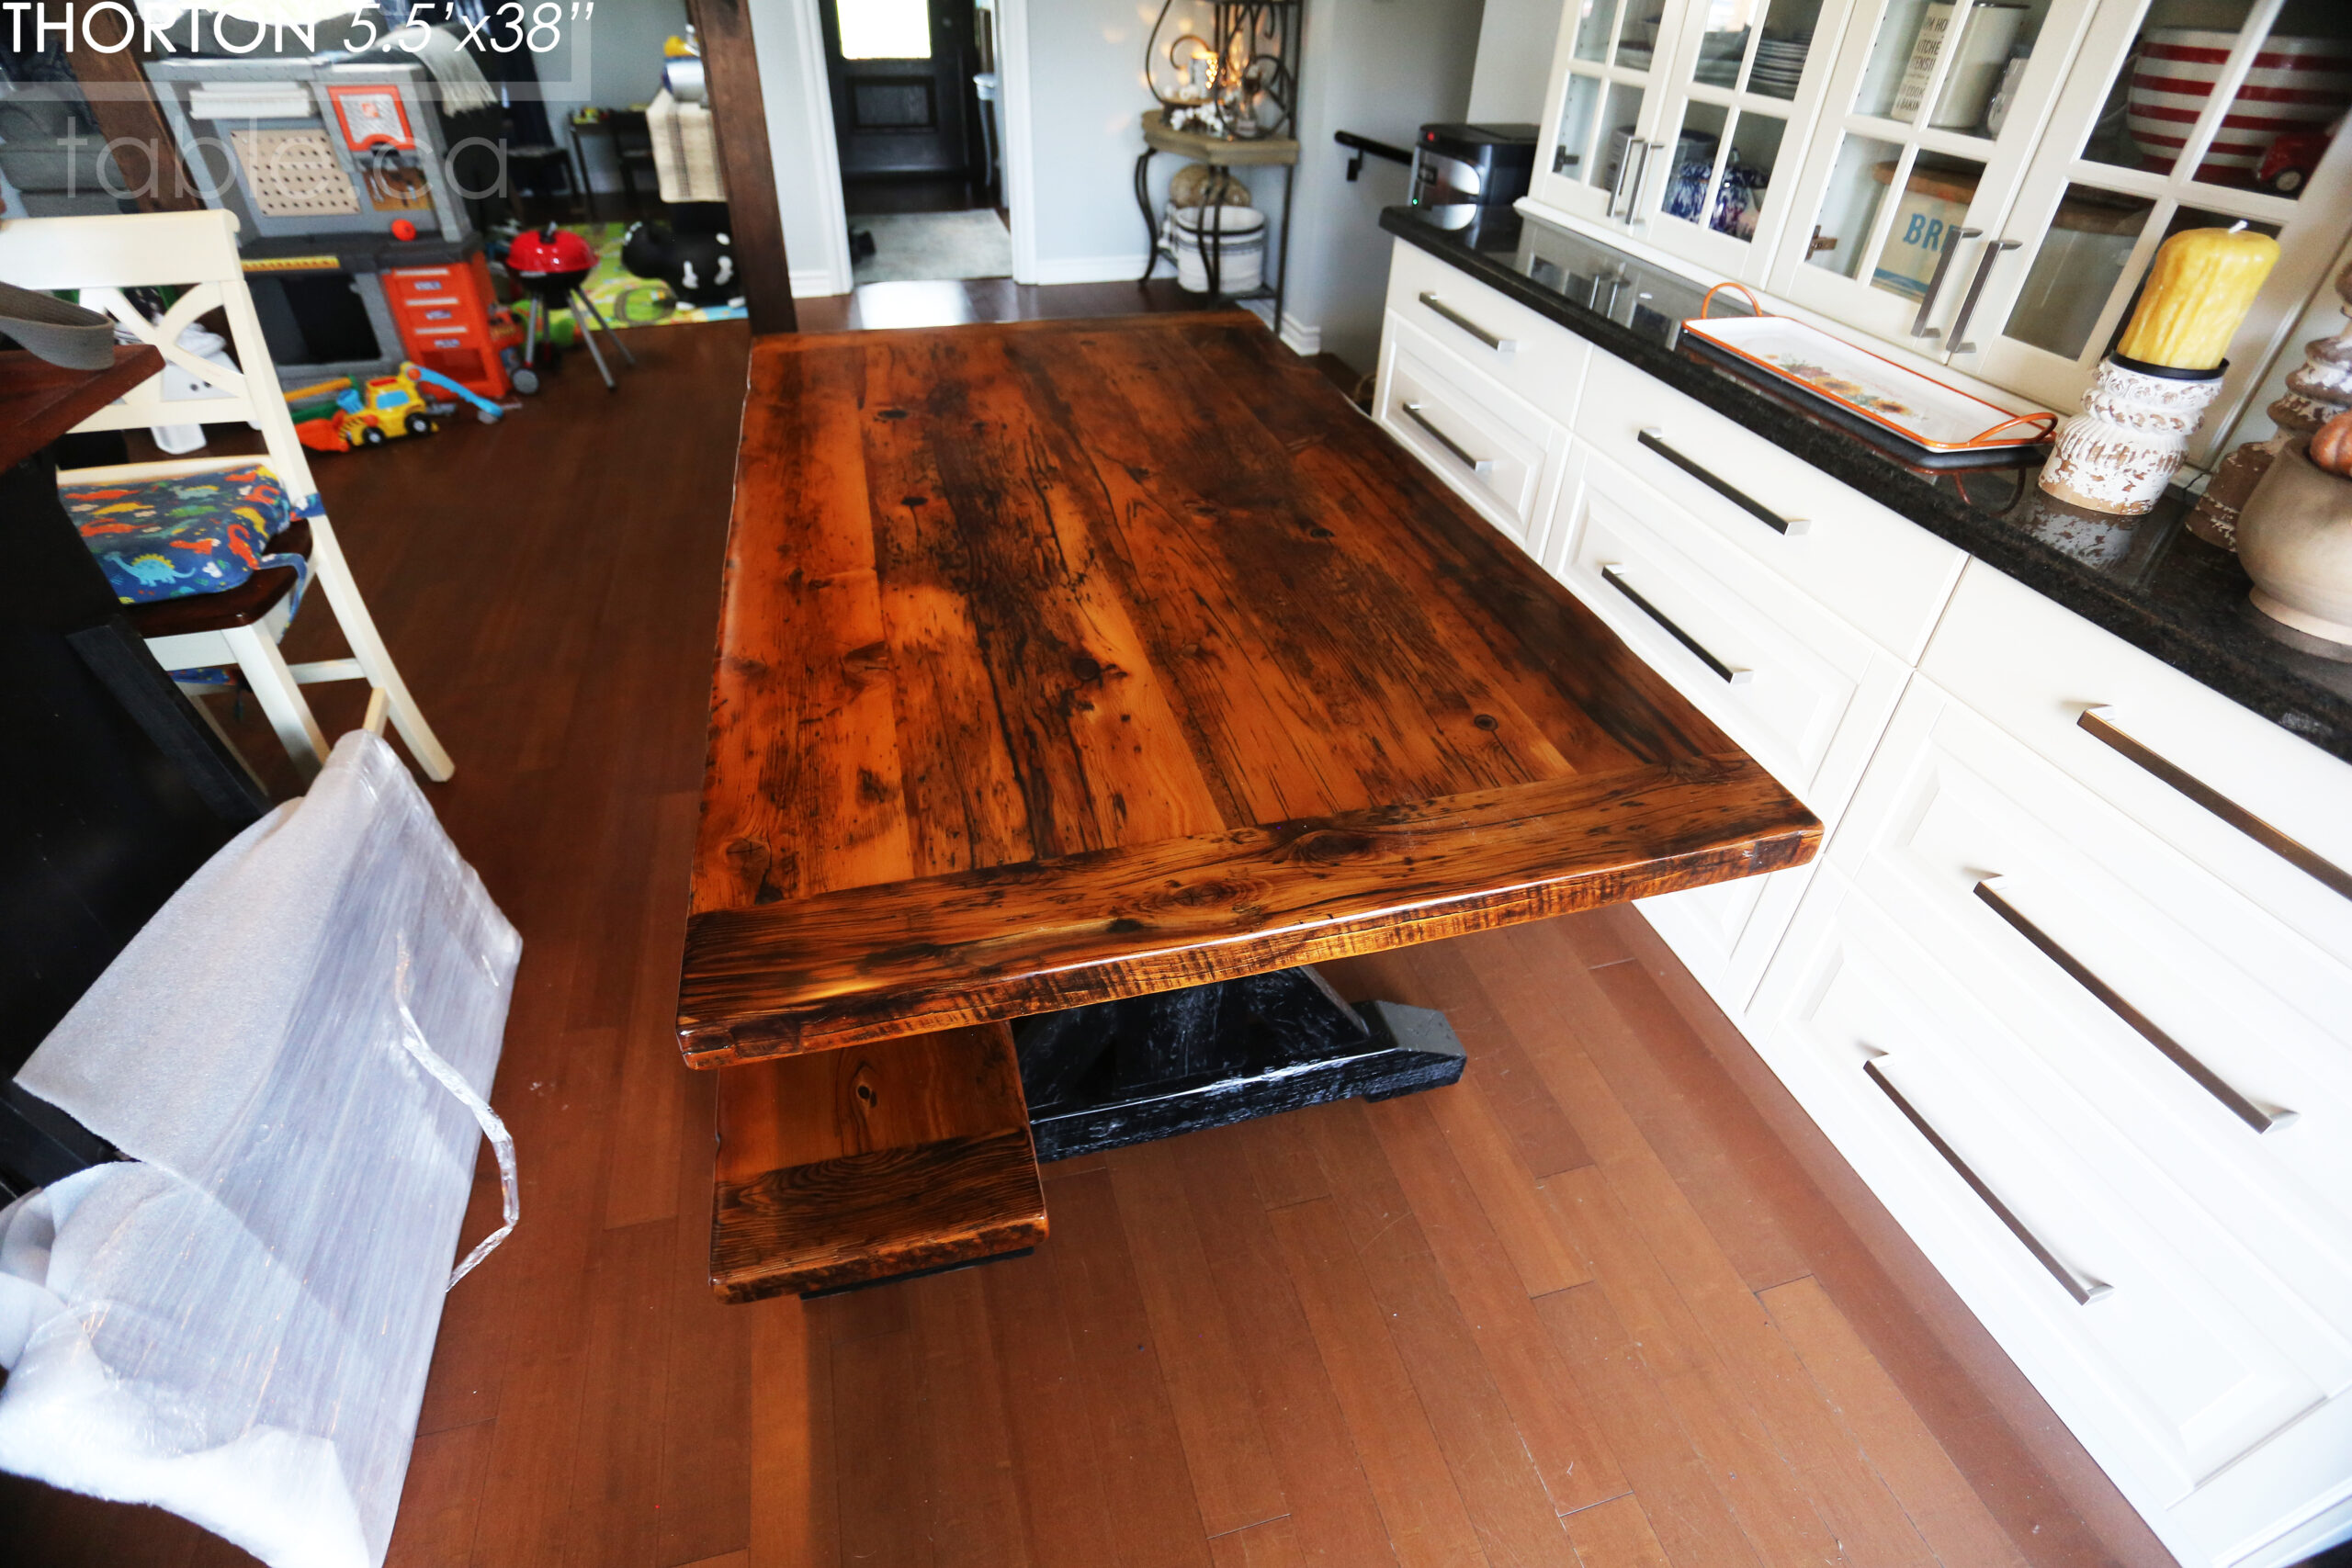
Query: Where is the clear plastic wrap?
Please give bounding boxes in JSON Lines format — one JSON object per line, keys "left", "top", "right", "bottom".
{"left": 0, "top": 732, "right": 521, "bottom": 1568}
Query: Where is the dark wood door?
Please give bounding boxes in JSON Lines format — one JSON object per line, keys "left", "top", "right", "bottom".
{"left": 818, "top": 0, "right": 974, "bottom": 179}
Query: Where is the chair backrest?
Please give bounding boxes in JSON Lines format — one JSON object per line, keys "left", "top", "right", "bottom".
{"left": 0, "top": 209, "right": 324, "bottom": 513}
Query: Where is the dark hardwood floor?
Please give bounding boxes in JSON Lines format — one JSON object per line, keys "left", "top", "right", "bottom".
{"left": 0, "top": 296, "right": 2170, "bottom": 1567}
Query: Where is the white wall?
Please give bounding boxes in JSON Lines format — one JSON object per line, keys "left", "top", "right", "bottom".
{"left": 744, "top": 0, "right": 855, "bottom": 297}
{"left": 533, "top": 0, "right": 693, "bottom": 190}
{"left": 1467, "top": 0, "right": 1562, "bottom": 123}
{"left": 1019, "top": 0, "right": 1169, "bottom": 283}
{"left": 1283, "top": 0, "right": 1486, "bottom": 369}
{"left": 734, "top": 0, "right": 1488, "bottom": 311}
{"left": 1012, "top": 0, "right": 1485, "bottom": 321}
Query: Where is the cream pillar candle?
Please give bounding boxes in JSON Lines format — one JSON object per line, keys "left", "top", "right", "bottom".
{"left": 2115, "top": 226, "right": 2280, "bottom": 371}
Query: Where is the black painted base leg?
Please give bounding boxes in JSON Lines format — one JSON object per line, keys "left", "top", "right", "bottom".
{"left": 1012, "top": 967, "right": 1466, "bottom": 1162}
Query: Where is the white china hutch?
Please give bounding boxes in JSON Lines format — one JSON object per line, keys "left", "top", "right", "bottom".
{"left": 1532, "top": 0, "right": 2352, "bottom": 461}
{"left": 1374, "top": 4, "right": 2352, "bottom": 1565}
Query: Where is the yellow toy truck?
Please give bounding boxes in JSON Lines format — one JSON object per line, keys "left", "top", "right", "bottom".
{"left": 291, "top": 363, "right": 503, "bottom": 454}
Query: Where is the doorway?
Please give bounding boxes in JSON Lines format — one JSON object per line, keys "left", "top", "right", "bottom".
{"left": 817, "top": 0, "right": 1012, "bottom": 287}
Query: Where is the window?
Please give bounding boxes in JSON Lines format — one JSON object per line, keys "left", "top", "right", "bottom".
{"left": 837, "top": 0, "right": 932, "bottom": 62}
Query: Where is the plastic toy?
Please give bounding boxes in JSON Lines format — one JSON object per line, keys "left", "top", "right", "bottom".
{"left": 507, "top": 222, "right": 633, "bottom": 391}
{"left": 2256, "top": 126, "right": 2335, "bottom": 196}
{"left": 293, "top": 361, "right": 504, "bottom": 453}
{"left": 409, "top": 363, "right": 507, "bottom": 423}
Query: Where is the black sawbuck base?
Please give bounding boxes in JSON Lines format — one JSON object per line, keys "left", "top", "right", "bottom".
{"left": 1012, "top": 966, "right": 1467, "bottom": 1162}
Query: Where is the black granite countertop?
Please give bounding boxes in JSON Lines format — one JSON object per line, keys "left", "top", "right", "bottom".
{"left": 1381, "top": 204, "right": 2352, "bottom": 765}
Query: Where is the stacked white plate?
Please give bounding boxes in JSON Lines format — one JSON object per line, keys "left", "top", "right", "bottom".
{"left": 1750, "top": 34, "right": 1811, "bottom": 95}
{"left": 2126, "top": 28, "right": 2352, "bottom": 182}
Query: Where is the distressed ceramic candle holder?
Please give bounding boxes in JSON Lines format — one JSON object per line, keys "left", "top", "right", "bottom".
{"left": 2038, "top": 355, "right": 2225, "bottom": 517}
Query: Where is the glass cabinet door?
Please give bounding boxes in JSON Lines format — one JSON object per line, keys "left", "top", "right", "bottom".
{"left": 1964, "top": 0, "right": 2352, "bottom": 460}
{"left": 1768, "top": 0, "right": 2098, "bottom": 351}
{"left": 1632, "top": 0, "right": 1846, "bottom": 279}
{"left": 1535, "top": 0, "right": 1699, "bottom": 224}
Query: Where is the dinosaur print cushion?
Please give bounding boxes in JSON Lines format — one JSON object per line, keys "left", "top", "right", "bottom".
{"left": 66, "top": 466, "right": 305, "bottom": 605}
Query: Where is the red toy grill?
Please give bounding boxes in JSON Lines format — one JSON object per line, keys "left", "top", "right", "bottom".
{"left": 504, "top": 223, "right": 632, "bottom": 391}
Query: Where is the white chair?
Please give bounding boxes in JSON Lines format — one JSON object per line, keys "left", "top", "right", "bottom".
{"left": 0, "top": 209, "right": 453, "bottom": 782}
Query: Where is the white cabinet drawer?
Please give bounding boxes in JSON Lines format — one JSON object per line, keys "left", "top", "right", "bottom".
{"left": 1376, "top": 317, "right": 1567, "bottom": 553}
{"left": 1923, "top": 560, "right": 2352, "bottom": 976}
{"left": 1830, "top": 680, "right": 2352, "bottom": 1361}
{"left": 1753, "top": 865, "right": 2332, "bottom": 1508}
{"left": 1385, "top": 240, "right": 1591, "bottom": 422}
{"left": 1635, "top": 856, "right": 1818, "bottom": 1019}
{"left": 1573, "top": 348, "right": 1964, "bottom": 660}
{"left": 1553, "top": 447, "right": 1907, "bottom": 823}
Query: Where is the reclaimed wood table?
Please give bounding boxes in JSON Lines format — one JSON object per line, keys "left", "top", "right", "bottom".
{"left": 684, "top": 313, "right": 1818, "bottom": 1302}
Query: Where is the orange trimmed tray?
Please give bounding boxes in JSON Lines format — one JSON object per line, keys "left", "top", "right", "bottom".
{"left": 1682, "top": 284, "right": 2057, "bottom": 465}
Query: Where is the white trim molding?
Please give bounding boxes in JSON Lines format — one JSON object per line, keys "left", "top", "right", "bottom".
{"left": 999, "top": 0, "right": 1039, "bottom": 286}
{"left": 1278, "top": 312, "right": 1321, "bottom": 356}
{"left": 1026, "top": 254, "right": 1154, "bottom": 286}
{"left": 787, "top": 0, "right": 855, "bottom": 298}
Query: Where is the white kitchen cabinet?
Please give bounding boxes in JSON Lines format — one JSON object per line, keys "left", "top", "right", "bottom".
{"left": 1572, "top": 345, "right": 1966, "bottom": 658}
{"left": 1534, "top": 0, "right": 1709, "bottom": 227}
{"left": 1956, "top": 0, "right": 2352, "bottom": 464}
{"left": 1384, "top": 240, "right": 1597, "bottom": 419}
{"left": 1532, "top": 0, "right": 2352, "bottom": 433}
{"left": 1546, "top": 443, "right": 1911, "bottom": 1004}
{"left": 1539, "top": 0, "right": 1862, "bottom": 280}
{"left": 1374, "top": 218, "right": 2352, "bottom": 1561}
{"left": 1751, "top": 861, "right": 2346, "bottom": 1565}
{"left": 1767, "top": 0, "right": 2352, "bottom": 437}
{"left": 1374, "top": 317, "right": 1572, "bottom": 551}
{"left": 1826, "top": 675, "right": 2352, "bottom": 1341}
{"left": 1766, "top": 665, "right": 2352, "bottom": 1566}
{"left": 1765, "top": 0, "right": 2097, "bottom": 350}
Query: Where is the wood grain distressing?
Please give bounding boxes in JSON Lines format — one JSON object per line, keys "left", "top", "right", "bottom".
{"left": 684, "top": 313, "right": 1817, "bottom": 1065}
{"left": 711, "top": 1022, "right": 1046, "bottom": 1301}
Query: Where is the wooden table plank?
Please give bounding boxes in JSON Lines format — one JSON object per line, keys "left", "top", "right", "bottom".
{"left": 685, "top": 313, "right": 1806, "bottom": 1063}
{"left": 683, "top": 754, "right": 1813, "bottom": 1063}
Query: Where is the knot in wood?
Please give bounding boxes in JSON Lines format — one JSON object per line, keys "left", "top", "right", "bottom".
{"left": 1667, "top": 755, "right": 1731, "bottom": 784}
{"left": 1284, "top": 829, "right": 1376, "bottom": 864}
{"left": 1156, "top": 876, "right": 1267, "bottom": 911}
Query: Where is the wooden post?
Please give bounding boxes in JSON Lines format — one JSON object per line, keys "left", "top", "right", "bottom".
{"left": 689, "top": 0, "right": 801, "bottom": 334}
{"left": 66, "top": 47, "right": 202, "bottom": 214}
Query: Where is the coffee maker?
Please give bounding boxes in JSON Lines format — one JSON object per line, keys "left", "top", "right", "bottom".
{"left": 1410, "top": 123, "right": 1538, "bottom": 230}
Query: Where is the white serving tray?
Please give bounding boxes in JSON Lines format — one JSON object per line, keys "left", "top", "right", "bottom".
{"left": 1682, "top": 308, "right": 2056, "bottom": 459}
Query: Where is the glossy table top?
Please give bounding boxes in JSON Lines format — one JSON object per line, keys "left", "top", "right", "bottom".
{"left": 678, "top": 313, "right": 1817, "bottom": 1065}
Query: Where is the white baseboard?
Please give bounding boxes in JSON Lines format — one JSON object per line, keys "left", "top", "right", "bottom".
{"left": 1278, "top": 312, "right": 1321, "bottom": 355}
{"left": 790, "top": 266, "right": 851, "bottom": 299}
{"left": 1025, "top": 254, "right": 1153, "bottom": 286}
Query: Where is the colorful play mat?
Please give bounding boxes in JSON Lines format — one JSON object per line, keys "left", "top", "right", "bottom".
{"left": 545, "top": 222, "right": 746, "bottom": 341}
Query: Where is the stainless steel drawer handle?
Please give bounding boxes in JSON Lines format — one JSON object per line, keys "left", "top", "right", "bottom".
{"left": 1973, "top": 880, "right": 2295, "bottom": 1134}
{"left": 1910, "top": 226, "right": 1982, "bottom": 341}
{"left": 1601, "top": 566, "right": 1753, "bottom": 685}
{"left": 1418, "top": 291, "right": 1517, "bottom": 354}
{"left": 1863, "top": 1055, "right": 2113, "bottom": 1305}
{"left": 1609, "top": 138, "right": 1647, "bottom": 220}
{"left": 1636, "top": 429, "right": 1808, "bottom": 536}
{"left": 2078, "top": 707, "right": 2352, "bottom": 902}
{"left": 1400, "top": 401, "right": 1496, "bottom": 476}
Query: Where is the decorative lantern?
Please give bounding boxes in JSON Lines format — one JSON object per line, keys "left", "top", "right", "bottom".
{"left": 1145, "top": 2, "right": 1301, "bottom": 142}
